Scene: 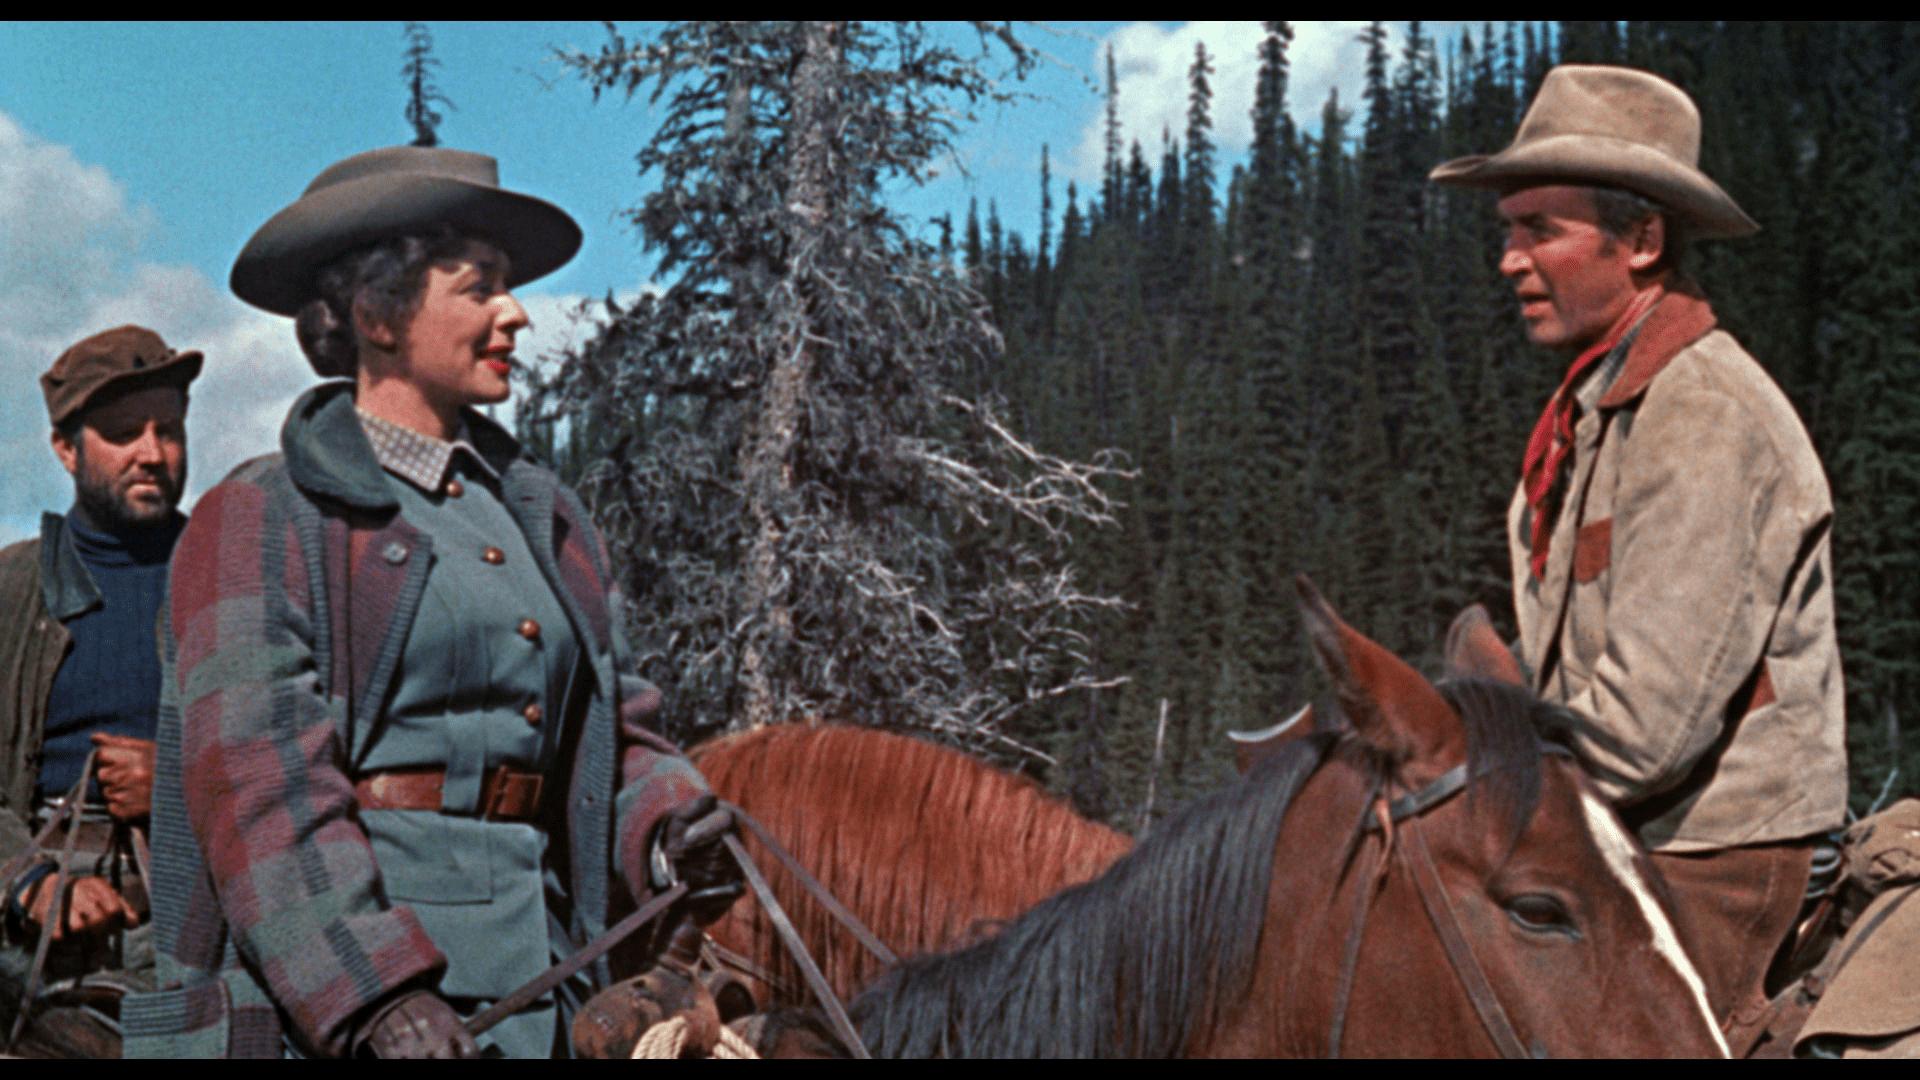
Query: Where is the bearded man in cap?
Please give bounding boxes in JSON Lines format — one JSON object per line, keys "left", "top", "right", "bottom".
{"left": 1430, "top": 65, "right": 1847, "bottom": 1034}
{"left": 0, "top": 325, "right": 202, "bottom": 1049}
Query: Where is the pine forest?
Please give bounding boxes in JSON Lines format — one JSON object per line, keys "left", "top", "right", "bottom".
{"left": 525, "top": 21, "right": 1920, "bottom": 832}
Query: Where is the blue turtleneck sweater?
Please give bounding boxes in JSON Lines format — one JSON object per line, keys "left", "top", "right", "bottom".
{"left": 37, "top": 508, "right": 183, "bottom": 801}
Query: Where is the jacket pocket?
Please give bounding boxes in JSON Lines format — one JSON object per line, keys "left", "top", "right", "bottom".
{"left": 122, "top": 978, "right": 233, "bottom": 1058}
{"left": 363, "top": 810, "right": 494, "bottom": 904}
{"left": 1573, "top": 517, "right": 1613, "bottom": 584}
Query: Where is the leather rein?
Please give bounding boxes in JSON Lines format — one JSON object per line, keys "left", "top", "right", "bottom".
{"left": 1324, "top": 748, "right": 1575, "bottom": 1059}
{"left": 467, "top": 799, "right": 893, "bottom": 1059}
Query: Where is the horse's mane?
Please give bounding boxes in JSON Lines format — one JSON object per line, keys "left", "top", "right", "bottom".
{"left": 693, "top": 724, "right": 1133, "bottom": 1000}
{"left": 847, "top": 676, "right": 1569, "bottom": 1058}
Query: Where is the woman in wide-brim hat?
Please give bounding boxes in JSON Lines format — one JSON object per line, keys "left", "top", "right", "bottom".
{"left": 131, "top": 147, "right": 739, "bottom": 1059}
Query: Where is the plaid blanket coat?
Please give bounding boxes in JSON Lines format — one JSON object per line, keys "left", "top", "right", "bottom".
{"left": 123, "top": 383, "right": 707, "bottom": 1057}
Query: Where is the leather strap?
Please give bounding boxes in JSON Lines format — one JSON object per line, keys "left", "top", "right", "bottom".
{"left": 464, "top": 881, "right": 688, "bottom": 1039}
{"left": 1328, "top": 751, "right": 1575, "bottom": 1059}
{"left": 1364, "top": 747, "right": 1575, "bottom": 834}
{"left": 8, "top": 749, "right": 96, "bottom": 1051}
{"left": 1327, "top": 798, "right": 1392, "bottom": 1057}
{"left": 722, "top": 801, "right": 899, "bottom": 968}
{"left": 723, "top": 832, "right": 873, "bottom": 1059}
{"left": 354, "top": 765, "right": 545, "bottom": 823}
{"left": 1401, "top": 818, "right": 1535, "bottom": 1058}
{"left": 0, "top": 795, "right": 89, "bottom": 891}
{"left": 1368, "top": 764, "right": 1469, "bottom": 827}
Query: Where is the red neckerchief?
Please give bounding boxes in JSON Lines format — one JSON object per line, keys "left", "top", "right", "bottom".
{"left": 1521, "top": 286, "right": 1664, "bottom": 580}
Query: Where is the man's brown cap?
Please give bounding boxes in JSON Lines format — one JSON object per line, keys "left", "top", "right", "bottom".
{"left": 42, "top": 325, "right": 204, "bottom": 426}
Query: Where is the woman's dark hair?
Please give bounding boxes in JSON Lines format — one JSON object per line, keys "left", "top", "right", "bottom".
{"left": 293, "top": 226, "right": 473, "bottom": 378}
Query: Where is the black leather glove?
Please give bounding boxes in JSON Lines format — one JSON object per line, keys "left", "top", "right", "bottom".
{"left": 353, "top": 988, "right": 480, "bottom": 1059}
{"left": 650, "top": 795, "right": 744, "bottom": 923}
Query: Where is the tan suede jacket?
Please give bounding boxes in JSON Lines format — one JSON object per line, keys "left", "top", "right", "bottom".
{"left": 1508, "top": 285, "right": 1848, "bottom": 852}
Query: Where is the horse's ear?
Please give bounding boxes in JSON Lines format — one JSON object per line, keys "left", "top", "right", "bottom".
{"left": 1295, "top": 575, "right": 1463, "bottom": 777}
{"left": 1444, "top": 604, "right": 1527, "bottom": 687}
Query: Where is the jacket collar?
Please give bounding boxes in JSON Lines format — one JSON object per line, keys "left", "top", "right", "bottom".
{"left": 1594, "top": 279, "right": 1719, "bottom": 411}
{"left": 282, "top": 381, "right": 528, "bottom": 510}
{"left": 37, "top": 512, "right": 101, "bottom": 621}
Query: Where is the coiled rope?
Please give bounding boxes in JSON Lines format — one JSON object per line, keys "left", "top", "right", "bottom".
{"left": 631, "top": 1016, "right": 760, "bottom": 1059}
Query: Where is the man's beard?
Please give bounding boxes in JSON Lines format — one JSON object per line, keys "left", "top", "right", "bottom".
{"left": 72, "top": 456, "right": 183, "bottom": 534}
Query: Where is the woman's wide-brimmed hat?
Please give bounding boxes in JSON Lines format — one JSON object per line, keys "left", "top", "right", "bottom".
{"left": 231, "top": 145, "right": 583, "bottom": 316}
{"left": 1429, "top": 64, "right": 1757, "bottom": 240}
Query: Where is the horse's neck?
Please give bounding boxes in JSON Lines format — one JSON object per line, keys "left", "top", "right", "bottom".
{"left": 694, "top": 726, "right": 1130, "bottom": 1001}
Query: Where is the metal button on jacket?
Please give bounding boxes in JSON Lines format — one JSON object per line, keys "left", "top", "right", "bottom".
{"left": 482, "top": 546, "right": 505, "bottom": 565}
{"left": 446, "top": 477, "right": 465, "bottom": 498}
{"left": 522, "top": 702, "right": 543, "bottom": 726}
{"left": 518, "top": 618, "right": 541, "bottom": 642}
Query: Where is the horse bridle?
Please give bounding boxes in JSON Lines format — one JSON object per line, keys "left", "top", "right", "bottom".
{"left": 1325, "top": 748, "right": 1576, "bottom": 1060}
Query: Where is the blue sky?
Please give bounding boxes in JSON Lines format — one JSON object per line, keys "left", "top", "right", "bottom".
{"left": 1, "top": 21, "right": 1452, "bottom": 543}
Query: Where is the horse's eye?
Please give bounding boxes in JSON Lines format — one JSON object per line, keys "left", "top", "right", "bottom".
{"left": 1506, "top": 894, "right": 1579, "bottom": 939}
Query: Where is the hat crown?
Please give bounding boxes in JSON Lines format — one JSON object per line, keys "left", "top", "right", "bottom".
{"left": 303, "top": 145, "right": 502, "bottom": 198}
{"left": 233, "top": 144, "right": 581, "bottom": 317}
{"left": 1515, "top": 64, "right": 1700, "bottom": 167}
{"left": 51, "top": 325, "right": 173, "bottom": 382}
{"left": 42, "top": 324, "right": 201, "bottom": 424}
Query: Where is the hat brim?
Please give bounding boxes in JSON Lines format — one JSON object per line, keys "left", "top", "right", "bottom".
{"left": 58, "top": 350, "right": 205, "bottom": 424}
{"left": 1430, "top": 133, "right": 1758, "bottom": 240}
{"left": 231, "top": 173, "right": 583, "bottom": 316}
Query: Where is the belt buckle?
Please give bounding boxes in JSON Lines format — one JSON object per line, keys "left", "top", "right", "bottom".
{"left": 481, "top": 766, "right": 543, "bottom": 822}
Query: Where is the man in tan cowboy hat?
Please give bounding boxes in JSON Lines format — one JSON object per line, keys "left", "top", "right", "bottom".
{"left": 1430, "top": 64, "right": 1847, "bottom": 1035}
{"left": 0, "top": 325, "right": 202, "bottom": 1051}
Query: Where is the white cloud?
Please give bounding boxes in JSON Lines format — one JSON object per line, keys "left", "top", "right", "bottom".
{"left": 0, "top": 112, "right": 311, "bottom": 545}
{"left": 1070, "top": 21, "right": 1264, "bottom": 181}
{"left": 0, "top": 110, "right": 632, "bottom": 545}
{"left": 1069, "top": 21, "right": 1408, "bottom": 184}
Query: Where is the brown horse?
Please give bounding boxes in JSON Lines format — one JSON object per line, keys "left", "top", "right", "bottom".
{"left": 693, "top": 723, "right": 1132, "bottom": 1003}
{"left": 764, "top": 580, "right": 1728, "bottom": 1057}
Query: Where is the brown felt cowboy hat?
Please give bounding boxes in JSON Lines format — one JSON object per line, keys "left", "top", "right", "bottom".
{"left": 231, "top": 145, "right": 583, "bottom": 316}
{"left": 1429, "top": 64, "right": 1758, "bottom": 240}
{"left": 42, "top": 325, "right": 203, "bottom": 426}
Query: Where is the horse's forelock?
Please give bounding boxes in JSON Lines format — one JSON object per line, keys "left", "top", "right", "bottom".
{"left": 1430, "top": 676, "right": 1571, "bottom": 855}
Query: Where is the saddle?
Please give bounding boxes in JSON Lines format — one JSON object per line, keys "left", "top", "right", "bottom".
{"left": 572, "top": 921, "right": 757, "bottom": 1058}
{"left": 5, "top": 975, "right": 137, "bottom": 1059}
{"left": 1, "top": 761, "right": 148, "bottom": 1060}
{"left": 1730, "top": 798, "right": 1920, "bottom": 1058}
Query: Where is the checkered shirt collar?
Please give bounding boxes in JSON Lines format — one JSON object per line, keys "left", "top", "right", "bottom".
{"left": 354, "top": 406, "right": 498, "bottom": 493}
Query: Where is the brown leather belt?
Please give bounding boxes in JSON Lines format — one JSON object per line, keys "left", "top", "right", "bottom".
{"left": 353, "top": 765, "right": 546, "bottom": 823}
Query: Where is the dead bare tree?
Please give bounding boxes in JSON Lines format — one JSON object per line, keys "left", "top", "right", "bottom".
{"left": 532, "top": 22, "right": 1130, "bottom": 769}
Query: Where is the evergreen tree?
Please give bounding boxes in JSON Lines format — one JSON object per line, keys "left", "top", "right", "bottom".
{"left": 401, "top": 21, "right": 454, "bottom": 147}
{"left": 964, "top": 197, "right": 984, "bottom": 270}
{"left": 1807, "top": 21, "right": 1920, "bottom": 810}
{"left": 1102, "top": 45, "right": 1124, "bottom": 223}
{"left": 944, "top": 19, "right": 1920, "bottom": 819}
{"left": 1183, "top": 42, "right": 1218, "bottom": 253}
